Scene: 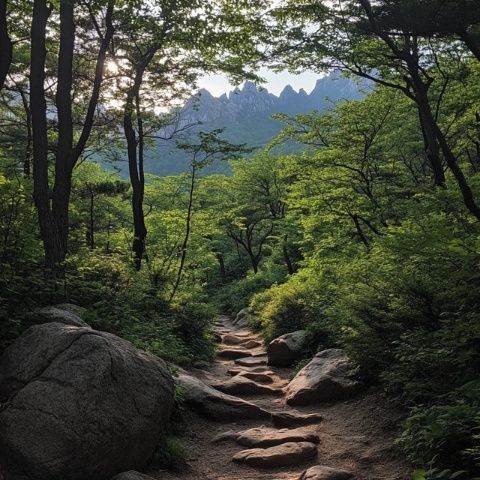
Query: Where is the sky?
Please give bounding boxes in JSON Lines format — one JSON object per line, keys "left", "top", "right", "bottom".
{"left": 197, "top": 68, "right": 322, "bottom": 97}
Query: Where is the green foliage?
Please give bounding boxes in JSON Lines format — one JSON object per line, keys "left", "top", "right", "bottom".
{"left": 399, "top": 382, "right": 480, "bottom": 479}
{"left": 150, "top": 436, "right": 189, "bottom": 471}
{"left": 213, "top": 269, "right": 283, "bottom": 316}
{"left": 3, "top": 0, "right": 480, "bottom": 474}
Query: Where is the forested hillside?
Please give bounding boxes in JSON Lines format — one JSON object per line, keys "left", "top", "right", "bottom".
{"left": 1, "top": 1, "right": 480, "bottom": 480}
{"left": 129, "top": 71, "right": 364, "bottom": 176}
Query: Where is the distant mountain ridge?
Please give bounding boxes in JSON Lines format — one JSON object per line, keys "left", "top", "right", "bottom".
{"left": 137, "top": 71, "right": 365, "bottom": 176}
{"left": 182, "top": 70, "right": 362, "bottom": 128}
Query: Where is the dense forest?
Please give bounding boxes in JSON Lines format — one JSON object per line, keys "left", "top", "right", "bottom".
{"left": 1, "top": 1, "right": 480, "bottom": 480}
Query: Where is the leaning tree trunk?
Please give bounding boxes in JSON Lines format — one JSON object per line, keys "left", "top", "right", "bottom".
{"left": 411, "top": 71, "right": 480, "bottom": 220}
{"left": 459, "top": 30, "right": 480, "bottom": 62}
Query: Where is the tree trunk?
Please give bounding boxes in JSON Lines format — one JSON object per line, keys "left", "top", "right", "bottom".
{"left": 216, "top": 253, "right": 226, "bottom": 282}
{"left": 0, "top": 0, "right": 12, "bottom": 91}
{"left": 31, "top": 0, "right": 62, "bottom": 269}
{"left": 51, "top": 0, "right": 76, "bottom": 265}
{"left": 412, "top": 76, "right": 480, "bottom": 220}
{"left": 31, "top": 0, "right": 114, "bottom": 269}
{"left": 249, "top": 254, "right": 259, "bottom": 274}
{"left": 417, "top": 106, "right": 446, "bottom": 187}
{"left": 459, "top": 30, "right": 480, "bottom": 61}
{"left": 74, "top": 0, "right": 115, "bottom": 159}
{"left": 351, "top": 214, "right": 370, "bottom": 248}
{"left": 282, "top": 235, "right": 294, "bottom": 274}
{"left": 123, "top": 55, "right": 155, "bottom": 270}
{"left": 124, "top": 86, "right": 147, "bottom": 270}
{"left": 88, "top": 188, "right": 95, "bottom": 250}
{"left": 171, "top": 164, "right": 196, "bottom": 300}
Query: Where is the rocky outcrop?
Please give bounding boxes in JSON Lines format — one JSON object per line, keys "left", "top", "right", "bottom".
{"left": 175, "top": 370, "right": 271, "bottom": 421}
{"left": 25, "top": 303, "right": 90, "bottom": 328}
{"left": 267, "top": 330, "right": 305, "bottom": 367}
{"left": 0, "top": 323, "right": 174, "bottom": 480}
{"left": 298, "top": 465, "right": 354, "bottom": 480}
{"left": 285, "top": 349, "right": 360, "bottom": 406}
{"left": 233, "top": 441, "right": 317, "bottom": 468}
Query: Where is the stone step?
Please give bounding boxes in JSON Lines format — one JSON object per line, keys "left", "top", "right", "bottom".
{"left": 233, "top": 441, "right": 318, "bottom": 468}
{"left": 235, "top": 426, "right": 320, "bottom": 448}
{"left": 271, "top": 411, "right": 324, "bottom": 428}
{"left": 176, "top": 371, "right": 271, "bottom": 421}
{"left": 231, "top": 331, "right": 252, "bottom": 337}
{"left": 235, "top": 356, "right": 268, "bottom": 367}
{"left": 217, "top": 349, "right": 253, "bottom": 360}
{"left": 240, "top": 339, "right": 263, "bottom": 349}
{"left": 227, "top": 365, "right": 272, "bottom": 375}
{"left": 222, "top": 333, "right": 254, "bottom": 345}
{"left": 211, "top": 375, "right": 283, "bottom": 396}
{"left": 237, "top": 371, "right": 275, "bottom": 384}
{"left": 298, "top": 465, "right": 354, "bottom": 480}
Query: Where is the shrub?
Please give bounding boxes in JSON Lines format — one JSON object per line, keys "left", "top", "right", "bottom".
{"left": 213, "top": 269, "right": 283, "bottom": 316}
{"left": 398, "top": 381, "right": 480, "bottom": 479}
{"left": 249, "top": 271, "right": 337, "bottom": 345}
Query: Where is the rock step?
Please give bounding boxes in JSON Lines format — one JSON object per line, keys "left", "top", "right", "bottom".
{"left": 235, "top": 426, "right": 320, "bottom": 448}
{"left": 230, "top": 330, "right": 252, "bottom": 337}
{"left": 271, "top": 411, "right": 324, "bottom": 428}
{"left": 211, "top": 375, "right": 283, "bottom": 396}
{"left": 222, "top": 334, "right": 250, "bottom": 345}
{"left": 233, "top": 441, "right": 318, "bottom": 468}
{"left": 176, "top": 371, "right": 271, "bottom": 421}
{"left": 228, "top": 367, "right": 275, "bottom": 377}
{"left": 299, "top": 465, "right": 354, "bottom": 480}
{"left": 240, "top": 339, "right": 263, "bottom": 349}
{"left": 235, "top": 356, "right": 268, "bottom": 367}
{"left": 217, "top": 349, "right": 253, "bottom": 360}
{"left": 237, "top": 371, "right": 275, "bottom": 384}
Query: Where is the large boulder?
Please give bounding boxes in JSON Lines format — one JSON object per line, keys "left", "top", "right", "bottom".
{"left": 0, "top": 323, "right": 174, "bottom": 480}
{"left": 25, "top": 303, "right": 90, "bottom": 328}
{"left": 285, "top": 349, "right": 360, "bottom": 406}
{"left": 267, "top": 330, "right": 306, "bottom": 367}
{"left": 175, "top": 370, "right": 271, "bottom": 421}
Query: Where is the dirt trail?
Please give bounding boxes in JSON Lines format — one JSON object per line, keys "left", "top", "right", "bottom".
{"left": 150, "top": 316, "right": 410, "bottom": 480}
